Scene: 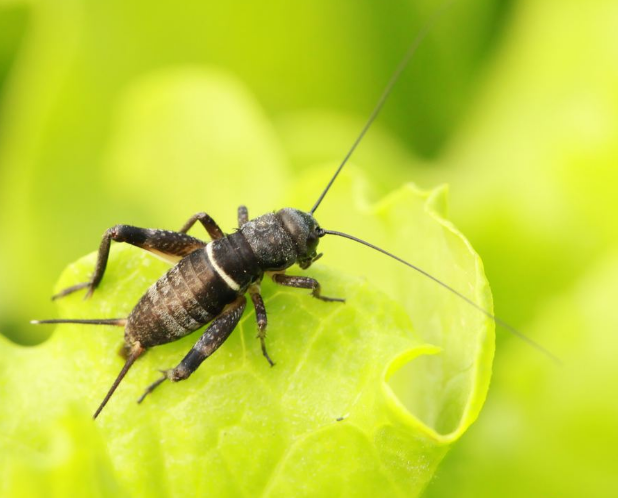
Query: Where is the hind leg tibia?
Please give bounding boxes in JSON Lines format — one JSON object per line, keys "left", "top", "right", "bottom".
{"left": 138, "top": 296, "right": 247, "bottom": 403}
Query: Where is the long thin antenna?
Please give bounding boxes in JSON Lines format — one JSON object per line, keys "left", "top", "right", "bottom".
{"left": 310, "top": 0, "right": 457, "bottom": 215}
{"left": 320, "top": 229, "right": 561, "bottom": 365}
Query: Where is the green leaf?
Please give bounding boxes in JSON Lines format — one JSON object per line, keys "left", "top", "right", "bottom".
{"left": 0, "top": 0, "right": 509, "bottom": 344}
{"left": 0, "top": 181, "right": 493, "bottom": 497}
{"left": 285, "top": 169, "right": 495, "bottom": 438}
{"left": 436, "top": 0, "right": 618, "bottom": 325}
{"left": 426, "top": 253, "right": 618, "bottom": 498}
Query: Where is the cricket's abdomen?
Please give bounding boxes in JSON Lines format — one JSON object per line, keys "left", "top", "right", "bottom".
{"left": 126, "top": 232, "right": 259, "bottom": 348}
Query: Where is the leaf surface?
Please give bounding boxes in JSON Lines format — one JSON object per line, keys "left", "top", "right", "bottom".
{"left": 0, "top": 181, "right": 493, "bottom": 497}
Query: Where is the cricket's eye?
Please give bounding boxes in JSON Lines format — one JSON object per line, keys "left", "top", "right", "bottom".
{"left": 306, "top": 230, "right": 319, "bottom": 252}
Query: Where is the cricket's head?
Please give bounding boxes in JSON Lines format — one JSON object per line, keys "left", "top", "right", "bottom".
{"left": 276, "top": 208, "right": 322, "bottom": 269}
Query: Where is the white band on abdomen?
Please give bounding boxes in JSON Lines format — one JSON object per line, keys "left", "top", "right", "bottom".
{"left": 206, "top": 243, "right": 241, "bottom": 291}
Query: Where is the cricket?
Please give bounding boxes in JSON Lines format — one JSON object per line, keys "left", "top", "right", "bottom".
{"left": 32, "top": 2, "right": 557, "bottom": 420}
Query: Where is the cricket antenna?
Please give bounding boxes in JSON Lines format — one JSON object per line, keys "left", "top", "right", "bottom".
{"left": 318, "top": 228, "right": 562, "bottom": 365}
{"left": 310, "top": 0, "right": 457, "bottom": 215}
{"left": 93, "top": 343, "right": 145, "bottom": 419}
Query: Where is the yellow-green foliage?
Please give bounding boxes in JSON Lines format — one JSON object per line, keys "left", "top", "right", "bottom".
{"left": 1, "top": 0, "right": 617, "bottom": 496}
{"left": 0, "top": 182, "right": 493, "bottom": 497}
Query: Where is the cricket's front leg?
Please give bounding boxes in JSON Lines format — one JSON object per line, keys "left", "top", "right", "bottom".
{"left": 138, "top": 296, "right": 247, "bottom": 403}
{"left": 271, "top": 274, "right": 345, "bottom": 303}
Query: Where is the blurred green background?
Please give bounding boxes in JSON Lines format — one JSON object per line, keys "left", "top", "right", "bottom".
{"left": 0, "top": 0, "right": 616, "bottom": 496}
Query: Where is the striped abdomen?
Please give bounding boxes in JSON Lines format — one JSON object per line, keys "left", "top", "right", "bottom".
{"left": 126, "top": 232, "right": 260, "bottom": 348}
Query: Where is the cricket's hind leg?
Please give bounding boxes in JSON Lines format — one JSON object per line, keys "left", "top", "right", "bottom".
{"left": 138, "top": 296, "right": 247, "bottom": 403}
{"left": 52, "top": 224, "right": 209, "bottom": 301}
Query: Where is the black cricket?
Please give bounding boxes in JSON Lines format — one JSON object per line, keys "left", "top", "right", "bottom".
{"left": 33, "top": 4, "right": 558, "bottom": 420}
{"left": 38, "top": 207, "right": 343, "bottom": 419}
